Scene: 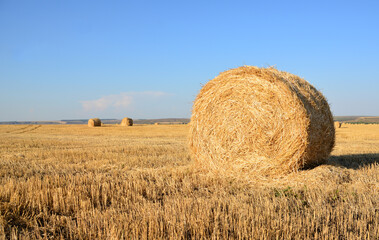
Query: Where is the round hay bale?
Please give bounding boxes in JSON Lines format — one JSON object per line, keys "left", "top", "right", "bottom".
{"left": 188, "top": 66, "right": 335, "bottom": 176}
{"left": 121, "top": 117, "right": 133, "bottom": 126}
{"left": 88, "top": 118, "right": 101, "bottom": 127}
{"left": 334, "top": 121, "right": 342, "bottom": 129}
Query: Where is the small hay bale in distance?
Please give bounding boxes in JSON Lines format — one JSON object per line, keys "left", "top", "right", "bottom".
{"left": 88, "top": 118, "right": 101, "bottom": 127}
{"left": 121, "top": 117, "right": 133, "bottom": 126}
{"left": 334, "top": 121, "right": 342, "bottom": 129}
{"left": 188, "top": 66, "right": 335, "bottom": 176}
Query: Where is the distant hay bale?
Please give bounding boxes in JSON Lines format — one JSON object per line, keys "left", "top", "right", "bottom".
{"left": 334, "top": 121, "right": 342, "bottom": 128}
{"left": 88, "top": 118, "right": 101, "bottom": 127}
{"left": 188, "top": 66, "right": 335, "bottom": 176}
{"left": 121, "top": 117, "right": 133, "bottom": 126}
{"left": 154, "top": 122, "right": 184, "bottom": 125}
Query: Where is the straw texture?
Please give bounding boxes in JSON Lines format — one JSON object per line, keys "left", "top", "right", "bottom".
{"left": 88, "top": 118, "right": 101, "bottom": 127}
{"left": 121, "top": 118, "right": 133, "bottom": 126}
{"left": 188, "top": 66, "right": 335, "bottom": 176}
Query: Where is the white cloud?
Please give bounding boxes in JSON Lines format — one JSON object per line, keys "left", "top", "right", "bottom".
{"left": 81, "top": 91, "right": 168, "bottom": 112}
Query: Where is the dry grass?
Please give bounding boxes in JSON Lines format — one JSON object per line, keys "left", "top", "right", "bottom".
{"left": 189, "top": 66, "right": 335, "bottom": 177}
{"left": 0, "top": 124, "right": 378, "bottom": 239}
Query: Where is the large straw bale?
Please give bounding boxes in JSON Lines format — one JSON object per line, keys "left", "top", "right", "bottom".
{"left": 188, "top": 66, "right": 335, "bottom": 176}
{"left": 121, "top": 117, "right": 133, "bottom": 126}
{"left": 88, "top": 118, "right": 101, "bottom": 127}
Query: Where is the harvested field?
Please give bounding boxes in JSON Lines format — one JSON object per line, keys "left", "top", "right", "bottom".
{"left": 0, "top": 124, "right": 378, "bottom": 239}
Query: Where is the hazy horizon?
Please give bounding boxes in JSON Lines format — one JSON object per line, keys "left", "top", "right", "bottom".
{"left": 2, "top": 115, "right": 379, "bottom": 123}
{"left": 1, "top": 1, "right": 378, "bottom": 121}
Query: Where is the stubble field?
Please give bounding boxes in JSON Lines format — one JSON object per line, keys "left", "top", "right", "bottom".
{"left": 0, "top": 124, "right": 378, "bottom": 239}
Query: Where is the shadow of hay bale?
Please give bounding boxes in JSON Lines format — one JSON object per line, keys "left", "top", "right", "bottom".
{"left": 326, "top": 154, "right": 379, "bottom": 169}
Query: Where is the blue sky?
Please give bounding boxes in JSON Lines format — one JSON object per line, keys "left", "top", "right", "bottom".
{"left": 0, "top": 0, "right": 378, "bottom": 121}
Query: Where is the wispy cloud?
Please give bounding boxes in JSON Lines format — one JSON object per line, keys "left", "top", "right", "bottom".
{"left": 81, "top": 91, "right": 169, "bottom": 112}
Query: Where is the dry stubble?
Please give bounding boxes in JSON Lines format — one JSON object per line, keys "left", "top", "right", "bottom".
{"left": 0, "top": 124, "right": 378, "bottom": 239}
